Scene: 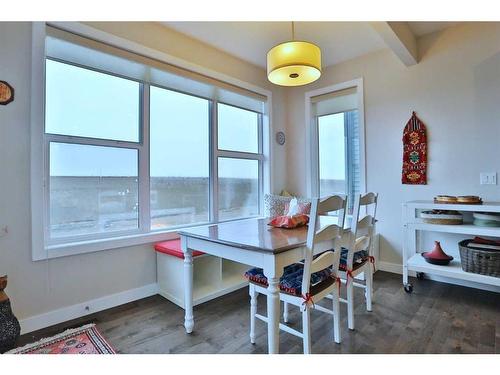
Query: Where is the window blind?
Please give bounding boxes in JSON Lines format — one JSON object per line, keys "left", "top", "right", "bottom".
{"left": 311, "top": 87, "right": 357, "bottom": 117}
{"left": 45, "top": 25, "right": 266, "bottom": 113}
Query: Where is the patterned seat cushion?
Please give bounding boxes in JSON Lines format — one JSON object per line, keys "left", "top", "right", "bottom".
{"left": 244, "top": 263, "right": 334, "bottom": 297}
{"left": 339, "top": 247, "right": 369, "bottom": 271}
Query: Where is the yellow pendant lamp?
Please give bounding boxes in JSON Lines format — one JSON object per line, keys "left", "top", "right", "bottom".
{"left": 267, "top": 22, "right": 322, "bottom": 86}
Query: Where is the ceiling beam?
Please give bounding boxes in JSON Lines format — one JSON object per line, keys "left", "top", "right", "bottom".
{"left": 370, "top": 22, "right": 418, "bottom": 66}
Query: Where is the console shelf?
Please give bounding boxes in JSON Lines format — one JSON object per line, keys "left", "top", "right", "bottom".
{"left": 402, "top": 200, "right": 500, "bottom": 293}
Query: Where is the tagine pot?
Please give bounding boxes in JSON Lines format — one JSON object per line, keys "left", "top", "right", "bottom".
{"left": 421, "top": 241, "right": 454, "bottom": 265}
{"left": 0, "top": 275, "right": 21, "bottom": 353}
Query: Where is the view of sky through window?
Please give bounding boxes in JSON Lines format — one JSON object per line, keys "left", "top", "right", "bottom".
{"left": 46, "top": 60, "right": 259, "bottom": 178}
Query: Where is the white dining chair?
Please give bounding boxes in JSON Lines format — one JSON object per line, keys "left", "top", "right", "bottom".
{"left": 246, "top": 195, "right": 347, "bottom": 353}
{"left": 338, "top": 192, "right": 378, "bottom": 331}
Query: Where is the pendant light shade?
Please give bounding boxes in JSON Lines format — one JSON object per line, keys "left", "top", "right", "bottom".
{"left": 267, "top": 40, "right": 322, "bottom": 87}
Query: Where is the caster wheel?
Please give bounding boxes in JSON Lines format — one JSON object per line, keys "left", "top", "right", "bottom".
{"left": 404, "top": 284, "right": 413, "bottom": 293}
{"left": 417, "top": 272, "right": 425, "bottom": 280}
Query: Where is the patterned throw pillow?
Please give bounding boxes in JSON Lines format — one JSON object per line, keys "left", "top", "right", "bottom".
{"left": 264, "top": 194, "right": 311, "bottom": 218}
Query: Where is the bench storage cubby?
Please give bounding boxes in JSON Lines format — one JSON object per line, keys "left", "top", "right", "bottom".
{"left": 155, "top": 239, "right": 250, "bottom": 308}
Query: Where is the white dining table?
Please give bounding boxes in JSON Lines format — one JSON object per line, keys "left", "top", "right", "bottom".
{"left": 178, "top": 217, "right": 340, "bottom": 354}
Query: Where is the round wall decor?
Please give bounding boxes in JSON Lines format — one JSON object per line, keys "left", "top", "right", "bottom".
{"left": 275, "top": 131, "right": 286, "bottom": 145}
{"left": 0, "top": 81, "right": 14, "bottom": 105}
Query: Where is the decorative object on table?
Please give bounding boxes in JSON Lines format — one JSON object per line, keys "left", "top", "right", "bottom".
{"left": 458, "top": 239, "right": 500, "bottom": 278}
{"left": 264, "top": 193, "right": 311, "bottom": 218}
{"left": 421, "top": 241, "right": 454, "bottom": 265}
{"left": 402, "top": 111, "right": 427, "bottom": 185}
{"left": 472, "top": 212, "right": 500, "bottom": 227}
{"left": 268, "top": 197, "right": 310, "bottom": 229}
{"left": 0, "top": 81, "right": 14, "bottom": 105}
{"left": 268, "top": 214, "right": 309, "bottom": 229}
{"left": 0, "top": 275, "right": 21, "bottom": 354}
{"left": 275, "top": 131, "right": 286, "bottom": 145}
{"left": 420, "top": 210, "right": 463, "bottom": 225}
{"left": 7, "top": 323, "right": 115, "bottom": 354}
{"left": 433, "top": 195, "right": 483, "bottom": 205}
{"left": 283, "top": 201, "right": 311, "bottom": 216}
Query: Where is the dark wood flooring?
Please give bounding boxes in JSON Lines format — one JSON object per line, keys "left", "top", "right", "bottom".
{"left": 18, "top": 272, "right": 500, "bottom": 354}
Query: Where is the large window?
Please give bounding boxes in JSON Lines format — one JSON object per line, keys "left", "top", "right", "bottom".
{"left": 217, "top": 104, "right": 262, "bottom": 221}
{"left": 45, "top": 60, "right": 142, "bottom": 241}
{"left": 310, "top": 83, "right": 364, "bottom": 213}
{"left": 150, "top": 86, "right": 210, "bottom": 230}
{"left": 36, "top": 27, "right": 268, "bottom": 256}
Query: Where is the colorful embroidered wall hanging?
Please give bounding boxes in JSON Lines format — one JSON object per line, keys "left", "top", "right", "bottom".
{"left": 402, "top": 112, "right": 427, "bottom": 184}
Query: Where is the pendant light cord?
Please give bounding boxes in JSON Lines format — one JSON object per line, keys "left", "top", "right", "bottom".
{"left": 291, "top": 21, "right": 295, "bottom": 40}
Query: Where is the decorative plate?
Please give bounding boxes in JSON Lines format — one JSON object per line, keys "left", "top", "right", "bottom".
{"left": 420, "top": 210, "right": 463, "bottom": 225}
{"left": 275, "top": 131, "right": 286, "bottom": 145}
{"left": 0, "top": 81, "right": 14, "bottom": 105}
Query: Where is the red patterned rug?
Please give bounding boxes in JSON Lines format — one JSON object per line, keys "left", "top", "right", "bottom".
{"left": 6, "top": 323, "right": 115, "bottom": 354}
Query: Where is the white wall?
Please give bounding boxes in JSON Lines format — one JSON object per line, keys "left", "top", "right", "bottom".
{"left": 285, "top": 22, "right": 500, "bottom": 265}
{"left": 0, "top": 22, "right": 286, "bottom": 327}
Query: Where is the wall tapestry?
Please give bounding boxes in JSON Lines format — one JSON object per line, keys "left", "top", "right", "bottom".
{"left": 402, "top": 111, "right": 427, "bottom": 184}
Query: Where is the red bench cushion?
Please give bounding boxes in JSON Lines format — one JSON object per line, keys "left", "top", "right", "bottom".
{"left": 154, "top": 239, "right": 204, "bottom": 259}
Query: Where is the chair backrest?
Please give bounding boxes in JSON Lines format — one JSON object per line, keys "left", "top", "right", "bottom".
{"left": 346, "top": 192, "right": 378, "bottom": 267}
{"left": 301, "top": 195, "right": 347, "bottom": 296}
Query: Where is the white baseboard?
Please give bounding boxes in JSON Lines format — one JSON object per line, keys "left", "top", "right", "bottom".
{"left": 377, "top": 261, "right": 403, "bottom": 275}
{"left": 19, "top": 283, "right": 159, "bottom": 335}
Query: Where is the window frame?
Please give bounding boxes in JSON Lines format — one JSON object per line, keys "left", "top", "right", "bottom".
{"left": 31, "top": 22, "right": 272, "bottom": 261}
{"left": 214, "top": 102, "right": 264, "bottom": 223}
{"left": 305, "top": 78, "right": 366, "bottom": 200}
{"left": 44, "top": 58, "right": 146, "bottom": 246}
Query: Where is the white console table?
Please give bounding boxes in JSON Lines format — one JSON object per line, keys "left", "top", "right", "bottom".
{"left": 402, "top": 200, "right": 500, "bottom": 292}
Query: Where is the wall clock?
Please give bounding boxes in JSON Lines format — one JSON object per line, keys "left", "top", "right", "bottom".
{"left": 0, "top": 81, "right": 14, "bottom": 105}
{"left": 275, "top": 131, "right": 286, "bottom": 145}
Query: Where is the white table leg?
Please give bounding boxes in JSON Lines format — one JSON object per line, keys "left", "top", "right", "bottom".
{"left": 266, "top": 277, "right": 280, "bottom": 354}
{"left": 181, "top": 236, "right": 194, "bottom": 333}
{"left": 264, "top": 259, "right": 283, "bottom": 354}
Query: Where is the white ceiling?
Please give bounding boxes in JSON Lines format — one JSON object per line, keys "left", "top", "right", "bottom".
{"left": 162, "top": 22, "right": 457, "bottom": 69}
{"left": 162, "top": 22, "right": 386, "bottom": 68}
{"left": 407, "top": 22, "right": 460, "bottom": 37}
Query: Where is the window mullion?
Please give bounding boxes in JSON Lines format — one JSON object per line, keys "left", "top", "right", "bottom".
{"left": 45, "top": 133, "right": 142, "bottom": 150}
{"left": 139, "top": 83, "right": 151, "bottom": 233}
{"left": 210, "top": 101, "right": 219, "bottom": 223}
{"left": 43, "top": 136, "right": 51, "bottom": 250}
{"left": 217, "top": 150, "right": 264, "bottom": 161}
{"left": 312, "top": 116, "right": 320, "bottom": 198}
{"left": 258, "top": 113, "right": 264, "bottom": 216}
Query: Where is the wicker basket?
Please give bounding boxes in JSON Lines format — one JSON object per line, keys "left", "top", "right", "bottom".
{"left": 458, "top": 239, "right": 500, "bottom": 277}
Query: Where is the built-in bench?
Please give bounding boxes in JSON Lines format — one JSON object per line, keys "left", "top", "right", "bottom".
{"left": 155, "top": 239, "right": 250, "bottom": 308}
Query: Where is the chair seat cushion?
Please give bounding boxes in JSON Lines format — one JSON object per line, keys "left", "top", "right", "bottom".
{"left": 244, "top": 263, "right": 335, "bottom": 297}
{"left": 339, "top": 247, "right": 369, "bottom": 271}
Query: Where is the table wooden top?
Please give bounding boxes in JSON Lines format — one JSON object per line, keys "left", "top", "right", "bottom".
{"left": 178, "top": 217, "right": 338, "bottom": 254}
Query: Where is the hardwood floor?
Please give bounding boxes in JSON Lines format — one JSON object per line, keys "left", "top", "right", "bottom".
{"left": 18, "top": 272, "right": 500, "bottom": 354}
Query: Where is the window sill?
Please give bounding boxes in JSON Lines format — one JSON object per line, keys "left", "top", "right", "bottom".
{"left": 36, "top": 216, "right": 263, "bottom": 261}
